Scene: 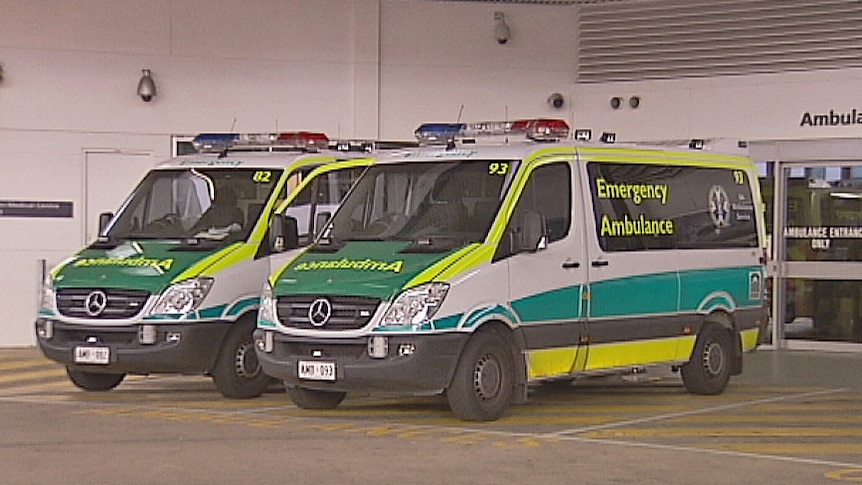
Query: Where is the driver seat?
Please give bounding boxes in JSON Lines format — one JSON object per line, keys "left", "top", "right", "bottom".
{"left": 193, "top": 188, "right": 244, "bottom": 231}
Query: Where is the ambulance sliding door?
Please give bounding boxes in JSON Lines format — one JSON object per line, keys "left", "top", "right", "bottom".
{"left": 580, "top": 159, "right": 683, "bottom": 371}
{"left": 503, "top": 157, "right": 588, "bottom": 380}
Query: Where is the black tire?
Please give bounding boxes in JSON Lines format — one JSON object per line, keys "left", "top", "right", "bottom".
{"left": 681, "top": 323, "right": 733, "bottom": 395}
{"left": 446, "top": 330, "right": 515, "bottom": 421}
{"left": 66, "top": 368, "right": 125, "bottom": 391}
{"left": 212, "top": 319, "right": 270, "bottom": 399}
{"left": 287, "top": 386, "right": 346, "bottom": 410}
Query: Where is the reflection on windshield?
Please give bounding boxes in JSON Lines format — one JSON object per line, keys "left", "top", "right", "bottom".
{"left": 326, "top": 160, "right": 517, "bottom": 245}
{"left": 105, "top": 168, "right": 281, "bottom": 243}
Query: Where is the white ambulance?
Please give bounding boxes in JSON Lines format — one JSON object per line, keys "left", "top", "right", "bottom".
{"left": 35, "top": 132, "right": 377, "bottom": 398}
{"left": 255, "top": 120, "right": 768, "bottom": 420}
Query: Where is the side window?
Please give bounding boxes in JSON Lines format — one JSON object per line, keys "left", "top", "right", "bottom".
{"left": 589, "top": 162, "right": 758, "bottom": 251}
{"left": 495, "top": 162, "right": 571, "bottom": 260}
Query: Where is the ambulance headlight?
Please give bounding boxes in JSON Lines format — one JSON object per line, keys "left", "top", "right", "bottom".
{"left": 150, "top": 277, "right": 214, "bottom": 315}
{"left": 40, "top": 276, "right": 56, "bottom": 312}
{"left": 258, "top": 281, "right": 278, "bottom": 326}
{"left": 381, "top": 282, "right": 449, "bottom": 327}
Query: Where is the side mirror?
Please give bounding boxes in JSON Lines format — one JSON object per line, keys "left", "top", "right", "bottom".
{"left": 270, "top": 213, "right": 300, "bottom": 252}
{"left": 516, "top": 211, "right": 547, "bottom": 253}
{"left": 98, "top": 212, "right": 114, "bottom": 236}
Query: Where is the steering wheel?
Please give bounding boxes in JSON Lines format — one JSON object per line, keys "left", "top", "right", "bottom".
{"left": 147, "top": 213, "right": 181, "bottom": 232}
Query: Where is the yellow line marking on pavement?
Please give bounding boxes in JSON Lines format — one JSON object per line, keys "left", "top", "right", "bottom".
{"left": 582, "top": 426, "right": 862, "bottom": 439}
{"left": 547, "top": 388, "right": 849, "bottom": 438}
{"left": 0, "top": 359, "right": 58, "bottom": 372}
{"left": 672, "top": 414, "right": 862, "bottom": 424}
{"left": 0, "top": 379, "right": 73, "bottom": 395}
{"left": 825, "top": 469, "right": 862, "bottom": 482}
{"left": 704, "top": 443, "right": 862, "bottom": 455}
{"left": 754, "top": 403, "right": 862, "bottom": 412}
{"left": 0, "top": 368, "right": 66, "bottom": 384}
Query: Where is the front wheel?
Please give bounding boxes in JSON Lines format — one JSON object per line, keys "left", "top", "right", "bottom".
{"left": 446, "top": 330, "right": 515, "bottom": 421}
{"left": 212, "top": 320, "right": 271, "bottom": 399}
{"left": 681, "top": 323, "right": 733, "bottom": 395}
{"left": 67, "top": 368, "right": 125, "bottom": 391}
{"left": 287, "top": 386, "right": 346, "bottom": 410}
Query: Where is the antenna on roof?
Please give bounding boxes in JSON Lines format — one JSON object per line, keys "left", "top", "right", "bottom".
{"left": 447, "top": 105, "right": 465, "bottom": 150}
{"left": 504, "top": 106, "right": 510, "bottom": 143}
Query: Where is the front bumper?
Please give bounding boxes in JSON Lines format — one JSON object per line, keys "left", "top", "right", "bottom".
{"left": 253, "top": 329, "right": 468, "bottom": 394}
{"left": 36, "top": 317, "right": 231, "bottom": 374}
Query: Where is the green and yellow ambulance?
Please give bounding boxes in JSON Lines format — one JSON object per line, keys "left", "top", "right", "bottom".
{"left": 255, "top": 120, "right": 768, "bottom": 420}
{"left": 35, "top": 132, "right": 376, "bottom": 398}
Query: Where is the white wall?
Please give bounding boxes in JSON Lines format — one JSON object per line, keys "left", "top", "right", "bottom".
{"left": 3, "top": 0, "right": 862, "bottom": 346}
{"left": 570, "top": 69, "right": 862, "bottom": 143}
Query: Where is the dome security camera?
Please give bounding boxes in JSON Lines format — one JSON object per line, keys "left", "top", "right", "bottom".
{"left": 137, "top": 69, "right": 157, "bottom": 103}
{"left": 494, "top": 12, "right": 510, "bottom": 45}
{"left": 547, "top": 93, "right": 564, "bottom": 109}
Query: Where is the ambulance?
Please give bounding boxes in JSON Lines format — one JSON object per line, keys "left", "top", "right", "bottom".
{"left": 255, "top": 120, "right": 768, "bottom": 420}
{"left": 35, "top": 132, "right": 380, "bottom": 398}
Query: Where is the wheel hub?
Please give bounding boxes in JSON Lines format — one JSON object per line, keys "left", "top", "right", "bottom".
{"left": 473, "top": 354, "right": 502, "bottom": 401}
{"left": 234, "top": 341, "right": 261, "bottom": 379}
{"left": 702, "top": 341, "right": 725, "bottom": 377}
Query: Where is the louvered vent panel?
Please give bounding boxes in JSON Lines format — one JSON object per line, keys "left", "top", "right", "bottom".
{"left": 578, "top": 0, "right": 862, "bottom": 82}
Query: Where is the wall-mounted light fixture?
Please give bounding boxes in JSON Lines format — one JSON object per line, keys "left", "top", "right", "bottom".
{"left": 136, "top": 69, "right": 156, "bottom": 102}
{"left": 494, "top": 11, "right": 510, "bottom": 45}
{"left": 547, "top": 92, "right": 565, "bottom": 109}
{"left": 610, "top": 96, "right": 642, "bottom": 110}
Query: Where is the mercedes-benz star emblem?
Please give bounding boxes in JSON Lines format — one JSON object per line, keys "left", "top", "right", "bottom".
{"left": 308, "top": 298, "right": 332, "bottom": 327}
{"left": 84, "top": 290, "right": 108, "bottom": 317}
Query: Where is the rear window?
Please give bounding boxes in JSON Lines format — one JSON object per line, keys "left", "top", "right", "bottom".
{"left": 588, "top": 162, "right": 759, "bottom": 251}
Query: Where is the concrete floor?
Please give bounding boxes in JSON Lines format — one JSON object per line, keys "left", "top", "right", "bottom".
{"left": 1, "top": 347, "right": 861, "bottom": 485}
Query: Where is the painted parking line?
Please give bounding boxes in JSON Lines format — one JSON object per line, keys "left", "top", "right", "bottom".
{"left": 545, "top": 388, "right": 849, "bottom": 437}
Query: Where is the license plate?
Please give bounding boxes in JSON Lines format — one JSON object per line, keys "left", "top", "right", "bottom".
{"left": 74, "top": 346, "right": 110, "bottom": 364}
{"left": 298, "top": 360, "right": 336, "bottom": 381}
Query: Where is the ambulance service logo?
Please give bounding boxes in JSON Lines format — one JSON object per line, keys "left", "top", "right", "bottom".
{"left": 708, "top": 185, "right": 730, "bottom": 228}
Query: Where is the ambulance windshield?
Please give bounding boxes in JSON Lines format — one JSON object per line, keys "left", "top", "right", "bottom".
{"left": 104, "top": 168, "right": 282, "bottom": 243}
{"left": 324, "top": 160, "right": 517, "bottom": 245}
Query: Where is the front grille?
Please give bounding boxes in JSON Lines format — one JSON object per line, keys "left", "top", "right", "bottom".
{"left": 56, "top": 288, "right": 150, "bottom": 319}
{"left": 277, "top": 295, "right": 380, "bottom": 331}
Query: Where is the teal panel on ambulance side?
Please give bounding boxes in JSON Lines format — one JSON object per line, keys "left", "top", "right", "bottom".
{"left": 588, "top": 271, "right": 678, "bottom": 318}
{"left": 511, "top": 285, "right": 583, "bottom": 322}
{"left": 679, "top": 266, "right": 763, "bottom": 311}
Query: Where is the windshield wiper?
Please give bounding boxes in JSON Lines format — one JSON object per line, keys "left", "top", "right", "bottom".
{"left": 88, "top": 236, "right": 122, "bottom": 250}
{"left": 400, "top": 237, "right": 467, "bottom": 253}
{"left": 308, "top": 236, "right": 346, "bottom": 253}
{"left": 172, "top": 237, "right": 230, "bottom": 251}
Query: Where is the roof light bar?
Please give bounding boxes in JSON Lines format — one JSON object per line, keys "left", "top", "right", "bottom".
{"left": 276, "top": 131, "right": 329, "bottom": 148}
{"left": 192, "top": 132, "right": 330, "bottom": 153}
{"left": 414, "top": 119, "right": 570, "bottom": 145}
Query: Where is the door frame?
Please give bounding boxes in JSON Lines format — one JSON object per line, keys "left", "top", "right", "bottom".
{"left": 750, "top": 138, "right": 862, "bottom": 352}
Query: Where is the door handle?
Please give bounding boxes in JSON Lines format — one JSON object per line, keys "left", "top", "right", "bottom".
{"left": 591, "top": 260, "right": 609, "bottom": 267}
{"left": 562, "top": 261, "right": 580, "bottom": 269}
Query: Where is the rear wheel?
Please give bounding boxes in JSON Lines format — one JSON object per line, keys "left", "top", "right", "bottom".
{"left": 446, "top": 330, "right": 514, "bottom": 421}
{"left": 681, "top": 323, "right": 733, "bottom": 395}
{"left": 212, "top": 319, "right": 270, "bottom": 399}
{"left": 287, "top": 386, "right": 346, "bottom": 410}
{"left": 66, "top": 368, "right": 125, "bottom": 391}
